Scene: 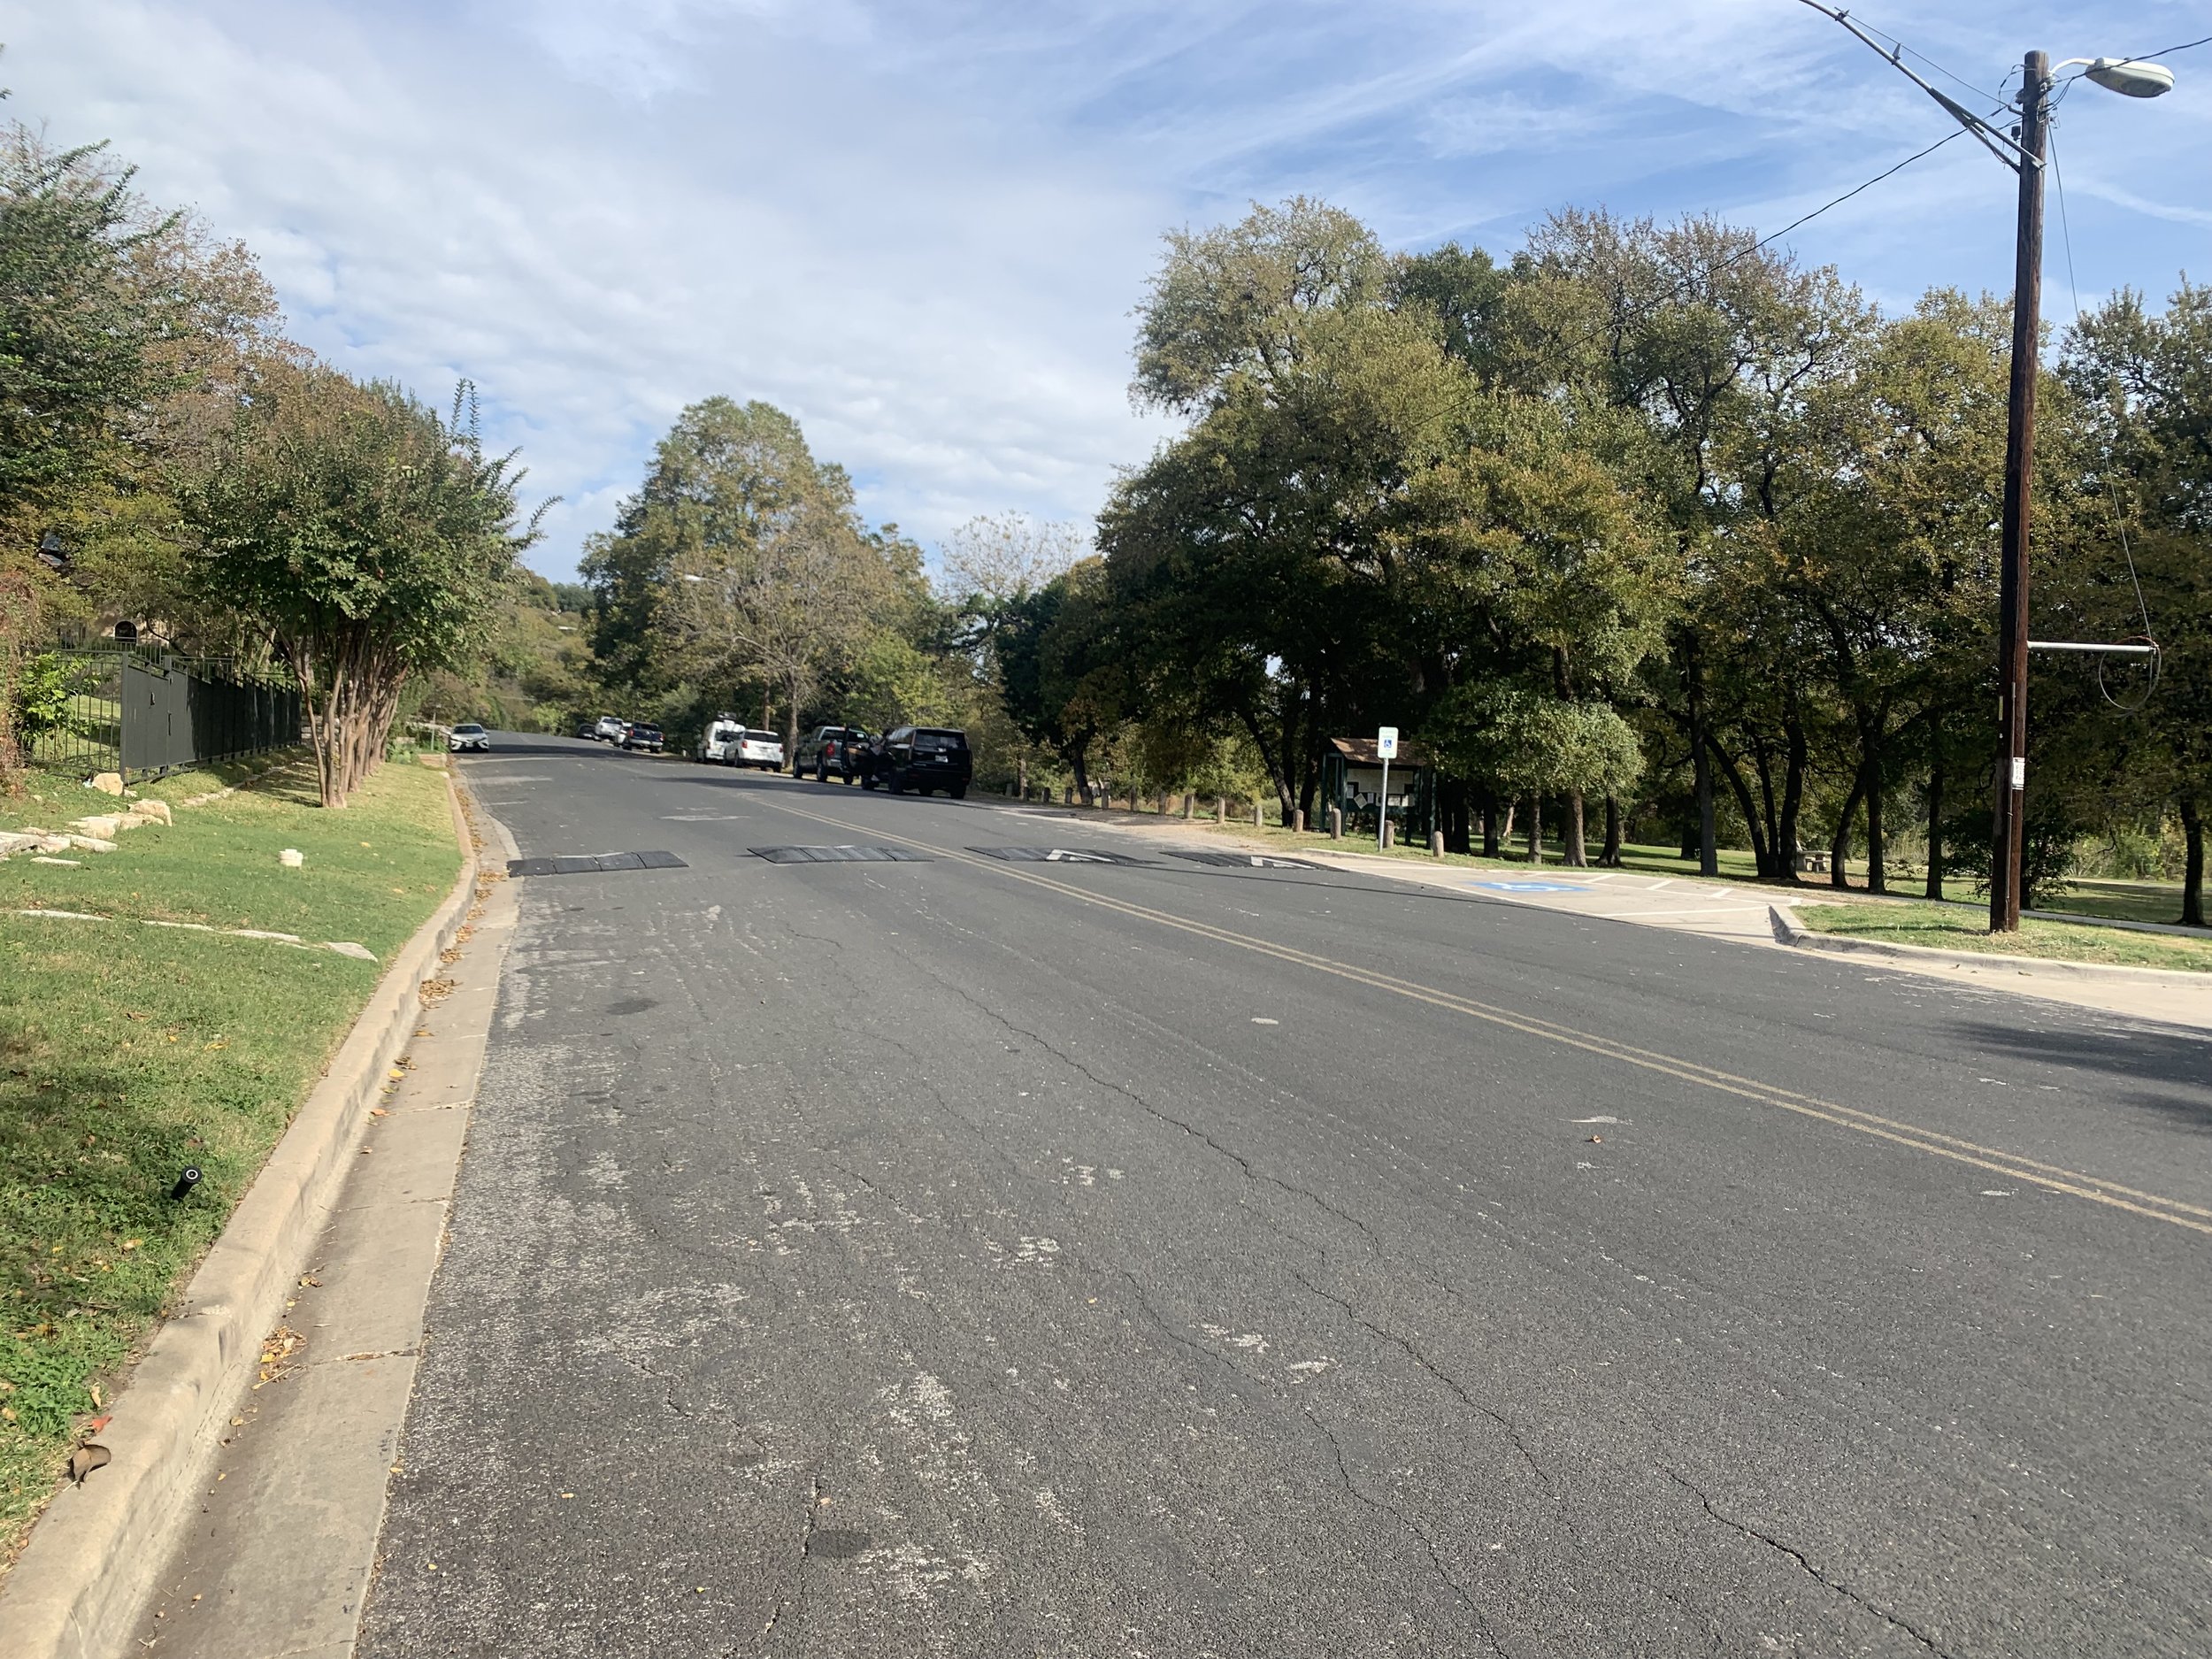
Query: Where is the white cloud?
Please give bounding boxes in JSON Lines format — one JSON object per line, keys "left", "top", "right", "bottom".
{"left": 6, "top": 0, "right": 2208, "bottom": 578}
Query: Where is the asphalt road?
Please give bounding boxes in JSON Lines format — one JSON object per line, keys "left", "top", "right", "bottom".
{"left": 357, "top": 737, "right": 2212, "bottom": 1659}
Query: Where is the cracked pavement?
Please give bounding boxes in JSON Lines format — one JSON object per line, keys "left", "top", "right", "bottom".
{"left": 352, "top": 739, "right": 2212, "bottom": 1658}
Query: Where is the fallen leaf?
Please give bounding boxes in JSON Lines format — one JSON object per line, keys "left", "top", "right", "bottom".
{"left": 87, "top": 1414, "right": 110, "bottom": 1433}
{"left": 68, "top": 1444, "right": 111, "bottom": 1485}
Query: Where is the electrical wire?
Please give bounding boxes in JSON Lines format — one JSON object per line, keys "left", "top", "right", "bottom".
{"left": 2047, "top": 126, "right": 2162, "bottom": 710}
{"left": 2135, "top": 32, "right": 2212, "bottom": 59}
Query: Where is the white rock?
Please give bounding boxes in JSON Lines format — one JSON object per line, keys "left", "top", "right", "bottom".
{"left": 29, "top": 856, "right": 81, "bottom": 867}
{"left": 279, "top": 849, "right": 304, "bottom": 868}
{"left": 0, "top": 833, "right": 41, "bottom": 858}
{"left": 323, "top": 941, "right": 378, "bottom": 961}
{"left": 130, "top": 798, "right": 173, "bottom": 826}
{"left": 69, "top": 815, "right": 124, "bottom": 839}
{"left": 88, "top": 772, "right": 126, "bottom": 795}
{"left": 66, "top": 836, "right": 119, "bottom": 854}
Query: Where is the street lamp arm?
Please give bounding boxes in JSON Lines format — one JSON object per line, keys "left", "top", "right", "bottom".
{"left": 1793, "top": 0, "right": 2037, "bottom": 173}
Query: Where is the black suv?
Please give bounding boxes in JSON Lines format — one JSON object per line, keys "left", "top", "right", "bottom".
{"left": 793, "top": 725, "right": 870, "bottom": 784}
{"left": 621, "top": 723, "right": 664, "bottom": 754}
{"left": 862, "top": 726, "right": 972, "bottom": 798}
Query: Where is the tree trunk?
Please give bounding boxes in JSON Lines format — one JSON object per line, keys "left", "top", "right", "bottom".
{"left": 1067, "top": 745, "right": 1090, "bottom": 805}
{"left": 1500, "top": 801, "right": 1516, "bottom": 849}
{"left": 1481, "top": 790, "right": 1501, "bottom": 858}
{"left": 1564, "top": 791, "right": 1586, "bottom": 866}
{"left": 2180, "top": 794, "right": 2205, "bottom": 928}
{"left": 1864, "top": 757, "right": 1887, "bottom": 895}
{"left": 1778, "top": 697, "right": 1808, "bottom": 886}
{"left": 1707, "top": 733, "right": 1771, "bottom": 879}
{"left": 1686, "top": 638, "right": 1718, "bottom": 876}
{"left": 1601, "top": 795, "right": 1624, "bottom": 866}
{"left": 1830, "top": 770, "right": 1865, "bottom": 890}
{"left": 1527, "top": 796, "right": 1543, "bottom": 867}
{"left": 1924, "top": 737, "right": 1946, "bottom": 901}
{"left": 1440, "top": 777, "right": 1471, "bottom": 855}
{"left": 785, "top": 672, "right": 802, "bottom": 758}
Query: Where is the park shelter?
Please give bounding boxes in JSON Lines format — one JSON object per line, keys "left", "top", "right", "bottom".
{"left": 1322, "top": 736, "right": 1434, "bottom": 839}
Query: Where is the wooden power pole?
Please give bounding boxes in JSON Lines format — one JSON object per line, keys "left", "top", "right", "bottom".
{"left": 1990, "top": 50, "right": 2048, "bottom": 933}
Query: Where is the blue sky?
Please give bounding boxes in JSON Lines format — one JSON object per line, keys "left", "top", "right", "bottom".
{"left": 8, "top": 1, "right": 2210, "bottom": 579}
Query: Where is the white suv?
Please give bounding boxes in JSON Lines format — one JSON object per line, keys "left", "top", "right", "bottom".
{"left": 593, "top": 716, "right": 626, "bottom": 743}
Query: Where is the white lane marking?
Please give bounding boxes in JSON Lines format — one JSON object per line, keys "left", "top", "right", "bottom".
{"left": 1572, "top": 1116, "right": 1621, "bottom": 1125}
{"left": 1646, "top": 879, "right": 1673, "bottom": 890}
{"left": 1981, "top": 1189, "right": 2016, "bottom": 1197}
{"left": 1250, "top": 1017, "right": 1279, "bottom": 1025}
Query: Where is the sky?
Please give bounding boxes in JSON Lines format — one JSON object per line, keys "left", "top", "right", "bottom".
{"left": 7, "top": 1, "right": 2211, "bottom": 580}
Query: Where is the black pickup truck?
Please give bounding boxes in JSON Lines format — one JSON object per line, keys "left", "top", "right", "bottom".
{"left": 860, "top": 726, "right": 972, "bottom": 798}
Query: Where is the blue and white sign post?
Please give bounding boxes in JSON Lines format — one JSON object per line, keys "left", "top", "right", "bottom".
{"left": 1376, "top": 726, "right": 1398, "bottom": 851}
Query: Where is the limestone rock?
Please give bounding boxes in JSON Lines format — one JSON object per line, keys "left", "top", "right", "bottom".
{"left": 67, "top": 836, "right": 120, "bottom": 854}
{"left": 131, "top": 798, "right": 173, "bottom": 826}
{"left": 279, "top": 848, "right": 304, "bottom": 868}
{"left": 88, "top": 772, "right": 126, "bottom": 796}
{"left": 68, "top": 815, "right": 124, "bottom": 840}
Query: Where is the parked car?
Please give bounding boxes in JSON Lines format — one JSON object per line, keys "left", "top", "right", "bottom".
{"left": 732, "top": 729, "right": 783, "bottom": 769}
{"left": 700, "top": 715, "right": 746, "bottom": 764}
{"left": 574, "top": 719, "right": 597, "bottom": 740}
{"left": 793, "top": 725, "right": 870, "bottom": 783}
{"left": 621, "top": 723, "right": 664, "bottom": 754}
{"left": 593, "top": 715, "right": 627, "bottom": 743}
{"left": 861, "top": 726, "right": 972, "bottom": 798}
{"left": 449, "top": 722, "right": 491, "bottom": 753}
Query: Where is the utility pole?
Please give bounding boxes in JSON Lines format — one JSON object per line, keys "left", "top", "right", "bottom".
{"left": 1990, "top": 50, "right": 2048, "bottom": 933}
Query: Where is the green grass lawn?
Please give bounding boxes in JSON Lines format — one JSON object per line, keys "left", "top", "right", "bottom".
{"left": 0, "top": 754, "right": 461, "bottom": 1560}
{"left": 1794, "top": 902, "right": 2212, "bottom": 972}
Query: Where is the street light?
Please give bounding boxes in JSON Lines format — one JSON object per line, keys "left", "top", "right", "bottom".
{"left": 1799, "top": 4, "right": 2172, "bottom": 930}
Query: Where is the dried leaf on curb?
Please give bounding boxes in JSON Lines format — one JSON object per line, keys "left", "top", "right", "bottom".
{"left": 257, "top": 1325, "right": 306, "bottom": 1385}
{"left": 68, "top": 1444, "right": 111, "bottom": 1485}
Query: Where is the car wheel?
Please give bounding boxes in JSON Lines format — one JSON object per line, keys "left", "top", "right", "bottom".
{"left": 949, "top": 786, "right": 967, "bottom": 800}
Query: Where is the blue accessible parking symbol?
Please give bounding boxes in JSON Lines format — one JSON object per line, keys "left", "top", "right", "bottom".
{"left": 1473, "top": 880, "right": 1591, "bottom": 893}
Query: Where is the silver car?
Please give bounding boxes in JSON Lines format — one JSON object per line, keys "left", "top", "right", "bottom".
{"left": 449, "top": 722, "right": 491, "bottom": 753}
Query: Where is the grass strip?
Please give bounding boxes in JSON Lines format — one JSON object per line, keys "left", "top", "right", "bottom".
{"left": 0, "top": 756, "right": 460, "bottom": 1560}
{"left": 1794, "top": 901, "right": 2212, "bottom": 973}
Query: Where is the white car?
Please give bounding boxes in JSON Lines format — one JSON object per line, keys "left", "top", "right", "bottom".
{"left": 449, "top": 722, "right": 491, "bottom": 753}
{"left": 733, "top": 729, "right": 785, "bottom": 770}
{"left": 593, "top": 715, "right": 627, "bottom": 743}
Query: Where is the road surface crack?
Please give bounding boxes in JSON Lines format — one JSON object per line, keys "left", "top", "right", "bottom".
{"left": 1291, "top": 1267, "right": 1553, "bottom": 1492}
{"left": 1303, "top": 1406, "right": 1509, "bottom": 1655}
{"left": 1667, "top": 1471, "right": 1950, "bottom": 1656}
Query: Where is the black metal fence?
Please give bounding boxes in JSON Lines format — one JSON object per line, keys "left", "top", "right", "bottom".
{"left": 20, "top": 647, "right": 302, "bottom": 782}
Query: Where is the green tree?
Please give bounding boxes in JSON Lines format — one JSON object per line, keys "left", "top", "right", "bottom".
{"left": 184, "top": 365, "right": 544, "bottom": 806}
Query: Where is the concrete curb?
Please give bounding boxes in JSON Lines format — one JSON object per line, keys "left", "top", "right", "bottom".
{"left": 0, "top": 772, "right": 480, "bottom": 1659}
{"left": 1766, "top": 903, "right": 2212, "bottom": 986}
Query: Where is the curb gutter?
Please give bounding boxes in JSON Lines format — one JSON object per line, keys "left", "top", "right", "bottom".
{"left": 1767, "top": 903, "right": 2212, "bottom": 986}
{"left": 0, "top": 774, "right": 480, "bottom": 1659}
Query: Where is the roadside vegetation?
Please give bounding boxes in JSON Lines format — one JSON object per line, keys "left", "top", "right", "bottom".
{"left": 570, "top": 202, "right": 2208, "bottom": 938}
{"left": 0, "top": 757, "right": 461, "bottom": 1555}
{"left": 2, "top": 88, "right": 518, "bottom": 1549}
{"left": 1795, "top": 902, "right": 2212, "bottom": 974}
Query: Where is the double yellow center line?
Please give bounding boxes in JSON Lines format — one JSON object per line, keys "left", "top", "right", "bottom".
{"left": 765, "top": 795, "right": 2212, "bottom": 1240}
